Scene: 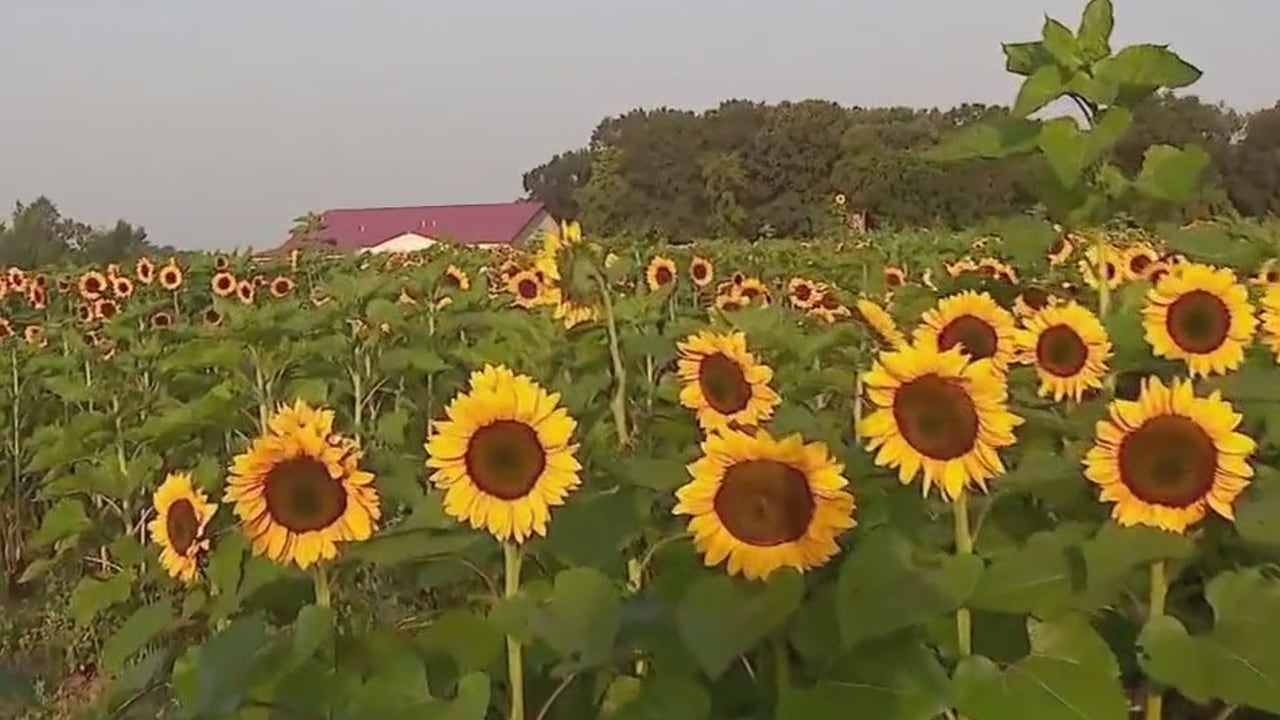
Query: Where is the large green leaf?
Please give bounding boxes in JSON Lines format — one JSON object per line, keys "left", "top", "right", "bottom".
{"left": 187, "top": 613, "right": 270, "bottom": 717}
{"left": 676, "top": 571, "right": 804, "bottom": 679}
{"left": 1134, "top": 144, "right": 1210, "bottom": 204}
{"left": 970, "top": 530, "right": 1078, "bottom": 617}
{"left": 1040, "top": 18, "right": 1080, "bottom": 69}
{"left": 530, "top": 567, "right": 622, "bottom": 668}
{"left": 1003, "top": 41, "right": 1054, "bottom": 76}
{"left": 953, "top": 617, "right": 1128, "bottom": 720}
{"left": 777, "top": 632, "right": 951, "bottom": 720}
{"left": 921, "top": 119, "right": 1040, "bottom": 162}
{"left": 1139, "top": 569, "right": 1280, "bottom": 713}
{"left": 69, "top": 573, "right": 132, "bottom": 627}
{"left": 836, "top": 529, "right": 983, "bottom": 645}
{"left": 1078, "top": 524, "right": 1192, "bottom": 609}
{"left": 418, "top": 609, "right": 504, "bottom": 673}
{"left": 1075, "top": 0, "right": 1114, "bottom": 61}
{"left": 1095, "top": 44, "right": 1202, "bottom": 94}
{"left": 608, "top": 671, "right": 711, "bottom": 720}
{"left": 101, "top": 602, "right": 175, "bottom": 674}
{"left": 1012, "top": 65, "right": 1070, "bottom": 118}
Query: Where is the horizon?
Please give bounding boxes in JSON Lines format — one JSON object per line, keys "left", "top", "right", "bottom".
{"left": 1, "top": 0, "right": 1276, "bottom": 251}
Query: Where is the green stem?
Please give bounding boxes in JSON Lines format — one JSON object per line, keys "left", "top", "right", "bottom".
{"left": 771, "top": 632, "right": 791, "bottom": 694}
{"left": 853, "top": 371, "right": 864, "bottom": 442}
{"left": 594, "top": 271, "right": 630, "bottom": 446}
{"left": 504, "top": 542, "right": 526, "bottom": 720}
{"left": 1095, "top": 232, "right": 1110, "bottom": 318}
{"left": 1144, "top": 560, "right": 1169, "bottom": 720}
{"left": 953, "top": 493, "right": 973, "bottom": 658}
{"left": 314, "top": 564, "right": 331, "bottom": 608}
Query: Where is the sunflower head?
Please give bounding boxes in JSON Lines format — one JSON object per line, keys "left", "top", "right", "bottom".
{"left": 913, "top": 291, "right": 1018, "bottom": 372}
{"left": 1017, "top": 302, "right": 1112, "bottom": 402}
{"left": 508, "top": 269, "right": 547, "bottom": 308}
{"left": 676, "top": 330, "right": 781, "bottom": 432}
{"left": 853, "top": 298, "right": 906, "bottom": 348}
{"left": 1084, "top": 376, "right": 1255, "bottom": 533}
{"left": 225, "top": 400, "right": 381, "bottom": 568}
{"left": 1261, "top": 283, "right": 1280, "bottom": 360}
{"left": 884, "top": 267, "right": 906, "bottom": 287}
{"left": 425, "top": 366, "right": 581, "bottom": 543}
{"left": 236, "top": 280, "right": 256, "bottom": 304}
{"left": 212, "top": 272, "right": 237, "bottom": 296}
{"left": 1142, "top": 262, "right": 1255, "bottom": 378}
{"left": 158, "top": 261, "right": 184, "bottom": 291}
{"left": 674, "top": 428, "right": 856, "bottom": 580}
{"left": 443, "top": 265, "right": 471, "bottom": 291}
{"left": 270, "top": 276, "right": 295, "bottom": 298}
{"left": 79, "top": 271, "right": 108, "bottom": 299}
{"left": 689, "top": 257, "right": 714, "bottom": 287}
{"left": 148, "top": 472, "right": 218, "bottom": 583}
{"left": 646, "top": 256, "right": 677, "bottom": 291}
{"left": 859, "top": 342, "right": 1023, "bottom": 499}
{"left": 787, "top": 277, "right": 820, "bottom": 309}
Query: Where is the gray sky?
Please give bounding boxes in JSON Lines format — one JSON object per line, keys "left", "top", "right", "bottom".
{"left": 1, "top": 1, "right": 1275, "bottom": 251}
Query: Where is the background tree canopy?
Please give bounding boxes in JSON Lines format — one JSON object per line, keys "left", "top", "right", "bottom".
{"left": 0, "top": 197, "right": 172, "bottom": 268}
{"left": 523, "top": 94, "right": 1280, "bottom": 240}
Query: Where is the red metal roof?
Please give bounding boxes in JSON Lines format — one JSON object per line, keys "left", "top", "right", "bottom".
{"left": 304, "top": 201, "right": 547, "bottom": 250}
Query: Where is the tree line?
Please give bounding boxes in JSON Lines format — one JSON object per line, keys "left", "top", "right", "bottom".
{"left": 0, "top": 197, "right": 170, "bottom": 268}
{"left": 522, "top": 94, "right": 1280, "bottom": 240}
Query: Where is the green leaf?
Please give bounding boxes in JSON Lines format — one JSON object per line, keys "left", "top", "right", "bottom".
{"left": 1037, "top": 118, "right": 1089, "bottom": 188}
{"left": 69, "top": 573, "right": 132, "bottom": 627}
{"left": 1076, "top": 0, "right": 1114, "bottom": 61}
{"left": 836, "top": 530, "right": 983, "bottom": 645}
{"left": 1139, "top": 568, "right": 1280, "bottom": 712}
{"left": 291, "top": 604, "right": 335, "bottom": 664}
{"left": 30, "top": 497, "right": 92, "bottom": 548}
{"left": 188, "top": 613, "right": 269, "bottom": 717}
{"left": 1012, "top": 65, "right": 1070, "bottom": 117}
{"left": 418, "top": 610, "right": 504, "bottom": 673}
{"left": 1134, "top": 144, "right": 1210, "bottom": 203}
{"left": 921, "top": 119, "right": 1040, "bottom": 162}
{"left": 777, "top": 632, "right": 951, "bottom": 720}
{"left": 970, "top": 530, "right": 1078, "bottom": 617}
{"left": 342, "top": 528, "right": 483, "bottom": 565}
{"left": 543, "top": 489, "right": 641, "bottom": 570}
{"left": 1040, "top": 17, "right": 1080, "bottom": 69}
{"left": 1096, "top": 44, "right": 1202, "bottom": 93}
{"left": 417, "top": 672, "right": 491, "bottom": 720}
{"left": 1003, "top": 41, "right": 1054, "bottom": 76}
{"left": 609, "top": 671, "right": 711, "bottom": 720}
{"left": 102, "top": 602, "right": 175, "bottom": 674}
{"left": 953, "top": 617, "right": 1128, "bottom": 720}
{"left": 530, "top": 567, "right": 622, "bottom": 668}
{"left": 1234, "top": 467, "right": 1280, "bottom": 547}
{"left": 676, "top": 571, "right": 804, "bottom": 679}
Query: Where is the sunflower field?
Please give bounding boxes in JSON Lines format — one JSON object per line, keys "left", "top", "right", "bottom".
{"left": 7, "top": 2, "right": 1280, "bottom": 720}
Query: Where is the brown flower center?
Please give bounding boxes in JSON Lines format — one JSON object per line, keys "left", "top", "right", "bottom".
{"left": 713, "top": 460, "right": 815, "bottom": 546}
{"left": 263, "top": 458, "right": 348, "bottom": 532}
{"left": 1130, "top": 253, "right": 1152, "bottom": 274}
{"left": 1036, "top": 325, "right": 1088, "bottom": 377}
{"left": 517, "top": 279, "right": 539, "bottom": 299}
{"left": 1118, "top": 415, "right": 1218, "bottom": 508}
{"left": 654, "top": 266, "right": 674, "bottom": 285}
{"left": 464, "top": 420, "right": 547, "bottom": 500}
{"left": 1166, "top": 290, "right": 1230, "bottom": 354}
{"left": 892, "top": 374, "right": 979, "bottom": 461}
{"left": 794, "top": 284, "right": 812, "bottom": 302}
{"left": 698, "top": 353, "right": 752, "bottom": 415}
{"left": 692, "top": 263, "right": 709, "bottom": 281}
{"left": 937, "top": 315, "right": 999, "bottom": 361}
{"left": 165, "top": 499, "right": 200, "bottom": 555}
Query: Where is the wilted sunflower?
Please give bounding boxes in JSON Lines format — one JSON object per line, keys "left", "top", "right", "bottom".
{"left": 1142, "top": 263, "right": 1255, "bottom": 378}
{"left": 859, "top": 343, "right": 1023, "bottom": 499}
{"left": 676, "top": 330, "right": 780, "bottom": 432}
{"left": 689, "top": 257, "right": 714, "bottom": 287}
{"left": 853, "top": 298, "right": 906, "bottom": 348}
{"left": 1018, "top": 302, "right": 1111, "bottom": 402}
{"left": 135, "top": 257, "right": 155, "bottom": 284}
{"left": 225, "top": 400, "right": 381, "bottom": 568}
{"left": 269, "top": 276, "right": 295, "bottom": 298}
{"left": 79, "top": 270, "right": 108, "bottom": 300}
{"left": 913, "top": 291, "right": 1018, "bottom": 372}
{"left": 646, "top": 256, "right": 677, "bottom": 291}
{"left": 442, "top": 265, "right": 471, "bottom": 291}
{"left": 424, "top": 366, "right": 582, "bottom": 543}
{"left": 158, "top": 260, "right": 184, "bottom": 291}
{"left": 148, "top": 471, "right": 217, "bottom": 583}
{"left": 674, "top": 428, "right": 856, "bottom": 580}
{"left": 1083, "top": 377, "right": 1254, "bottom": 533}
{"left": 211, "top": 272, "right": 237, "bottom": 297}
{"left": 884, "top": 267, "right": 906, "bottom": 288}
{"left": 787, "top": 278, "right": 820, "bottom": 310}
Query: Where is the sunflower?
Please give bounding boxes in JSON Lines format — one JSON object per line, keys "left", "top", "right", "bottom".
{"left": 1078, "top": 244, "right": 1123, "bottom": 290}
{"left": 23, "top": 325, "right": 47, "bottom": 348}
{"left": 158, "top": 260, "right": 184, "bottom": 291}
{"left": 1142, "top": 263, "right": 1255, "bottom": 378}
{"left": 946, "top": 257, "right": 977, "bottom": 278}
{"left": 79, "top": 270, "right": 108, "bottom": 300}
{"left": 110, "top": 276, "right": 134, "bottom": 299}
{"left": 1012, "top": 288, "right": 1056, "bottom": 319}
{"left": 715, "top": 292, "right": 746, "bottom": 312}
{"left": 203, "top": 307, "right": 224, "bottom": 326}
{"left": 1258, "top": 282, "right": 1280, "bottom": 360}
{"left": 913, "top": 291, "right": 1018, "bottom": 372}
{"left": 809, "top": 292, "right": 851, "bottom": 324}
{"left": 1083, "top": 377, "right": 1255, "bottom": 533}
{"left": 787, "top": 278, "right": 820, "bottom": 310}
{"left": 689, "top": 257, "right": 713, "bottom": 287}
{"left": 884, "top": 267, "right": 906, "bottom": 287}
{"left": 554, "top": 298, "right": 597, "bottom": 330}
{"left": 27, "top": 286, "right": 47, "bottom": 310}
{"left": 236, "top": 280, "right": 255, "bottom": 304}
{"left": 214, "top": 255, "right": 229, "bottom": 272}
{"left": 1018, "top": 302, "right": 1111, "bottom": 402}
{"left": 852, "top": 298, "right": 906, "bottom": 348}
{"left": 676, "top": 330, "right": 780, "bottom": 432}
{"left": 270, "top": 276, "right": 295, "bottom": 298}
{"left": 833, "top": 192, "right": 847, "bottom": 206}
{"left": 1047, "top": 233, "right": 1075, "bottom": 266}
{"left": 148, "top": 471, "right": 217, "bottom": 583}
{"left": 646, "top": 256, "right": 677, "bottom": 291}
{"left": 737, "top": 277, "right": 772, "bottom": 306}
{"left": 93, "top": 298, "right": 119, "bottom": 320}
{"left": 424, "top": 366, "right": 582, "bottom": 543}
{"left": 1252, "top": 259, "right": 1280, "bottom": 286}
{"left": 135, "top": 257, "right": 155, "bottom": 284}
{"left": 150, "top": 311, "right": 174, "bottom": 328}
{"left": 673, "top": 428, "right": 856, "bottom": 580}
{"left": 225, "top": 400, "right": 381, "bottom": 568}
{"left": 859, "top": 343, "right": 1023, "bottom": 499}
{"left": 1123, "top": 244, "right": 1161, "bottom": 281}
{"left": 508, "top": 269, "right": 546, "bottom": 308}
{"left": 443, "top": 265, "right": 471, "bottom": 291}
{"left": 211, "top": 272, "right": 237, "bottom": 297}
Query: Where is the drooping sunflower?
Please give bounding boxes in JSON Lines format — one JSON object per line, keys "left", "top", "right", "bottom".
{"left": 689, "top": 256, "right": 714, "bottom": 287}
{"left": 676, "top": 330, "right": 781, "bottom": 432}
{"left": 859, "top": 343, "right": 1023, "bottom": 499}
{"left": 673, "top": 428, "right": 856, "bottom": 580}
{"left": 646, "top": 256, "right": 677, "bottom": 291}
{"left": 148, "top": 471, "right": 218, "bottom": 583}
{"left": 853, "top": 298, "right": 906, "bottom": 348}
{"left": 1142, "top": 262, "right": 1255, "bottom": 378}
{"left": 424, "top": 366, "right": 582, "bottom": 543}
{"left": 1083, "top": 376, "right": 1255, "bottom": 534}
{"left": 225, "top": 400, "right": 381, "bottom": 568}
{"left": 714, "top": 292, "right": 746, "bottom": 312}
{"left": 946, "top": 257, "right": 977, "bottom": 278}
{"left": 1012, "top": 287, "right": 1057, "bottom": 319}
{"left": 913, "top": 291, "right": 1018, "bottom": 372}
{"left": 1018, "top": 302, "right": 1111, "bottom": 402}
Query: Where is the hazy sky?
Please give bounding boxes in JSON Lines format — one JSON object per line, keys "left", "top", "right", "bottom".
{"left": 1, "top": 1, "right": 1275, "bottom": 251}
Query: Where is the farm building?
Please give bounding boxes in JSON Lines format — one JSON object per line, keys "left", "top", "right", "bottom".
{"left": 267, "top": 200, "right": 556, "bottom": 255}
